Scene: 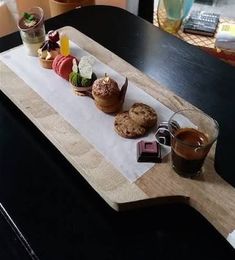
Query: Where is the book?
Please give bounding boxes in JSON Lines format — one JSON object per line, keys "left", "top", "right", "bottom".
{"left": 183, "top": 11, "right": 220, "bottom": 37}
{"left": 215, "top": 23, "right": 235, "bottom": 51}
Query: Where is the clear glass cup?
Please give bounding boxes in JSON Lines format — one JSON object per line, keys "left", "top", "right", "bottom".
{"left": 183, "top": 0, "right": 194, "bottom": 19}
{"left": 168, "top": 109, "right": 219, "bottom": 178}
{"left": 17, "top": 6, "right": 46, "bottom": 56}
{"left": 157, "top": 0, "right": 193, "bottom": 34}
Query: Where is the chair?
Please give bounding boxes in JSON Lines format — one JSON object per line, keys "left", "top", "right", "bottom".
{"left": 0, "top": 2, "right": 17, "bottom": 37}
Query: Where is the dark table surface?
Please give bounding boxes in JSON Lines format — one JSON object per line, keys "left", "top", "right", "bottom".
{"left": 0, "top": 5, "right": 235, "bottom": 260}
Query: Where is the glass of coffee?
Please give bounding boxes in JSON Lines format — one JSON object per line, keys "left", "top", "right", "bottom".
{"left": 168, "top": 109, "right": 219, "bottom": 178}
{"left": 17, "top": 6, "right": 45, "bottom": 56}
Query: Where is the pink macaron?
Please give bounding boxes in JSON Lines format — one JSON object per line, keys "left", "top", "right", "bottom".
{"left": 52, "top": 54, "right": 79, "bottom": 81}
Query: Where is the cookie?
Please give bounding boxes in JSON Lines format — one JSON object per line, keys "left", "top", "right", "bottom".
{"left": 129, "top": 103, "right": 157, "bottom": 128}
{"left": 114, "top": 111, "right": 146, "bottom": 138}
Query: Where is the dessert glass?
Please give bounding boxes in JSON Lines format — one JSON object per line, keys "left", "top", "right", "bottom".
{"left": 17, "top": 6, "right": 46, "bottom": 56}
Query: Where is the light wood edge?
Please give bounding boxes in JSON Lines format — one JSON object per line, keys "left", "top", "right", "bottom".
{"left": 0, "top": 60, "right": 148, "bottom": 211}
{"left": 1, "top": 26, "right": 235, "bottom": 239}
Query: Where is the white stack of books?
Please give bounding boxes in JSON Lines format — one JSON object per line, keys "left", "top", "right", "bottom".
{"left": 215, "top": 23, "right": 235, "bottom": 51}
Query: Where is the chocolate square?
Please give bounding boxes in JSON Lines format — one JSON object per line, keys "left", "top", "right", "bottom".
{"left": 137, "top": 141, "right": 162, "bottom": 163}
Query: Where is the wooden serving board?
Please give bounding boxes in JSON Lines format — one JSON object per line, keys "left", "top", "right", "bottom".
{"left": 1, "top": 26, "right": 235, "bottom": 239}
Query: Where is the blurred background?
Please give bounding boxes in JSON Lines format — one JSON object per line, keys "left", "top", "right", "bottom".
{"left": 1, "top": 1, "right": 235, "bottom": 37}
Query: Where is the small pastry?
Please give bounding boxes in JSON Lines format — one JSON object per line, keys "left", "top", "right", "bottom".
{"left": 69, "top": 57, "right": 97, "bottom": 96}
{"left": 92, "top": 75, "right": 122, "bottom": 113}
{"left": 38, "top": 30, "right": 60, "bottom": 69}
{"left": 52, "top": 54, "right": 78, "bottom": 80}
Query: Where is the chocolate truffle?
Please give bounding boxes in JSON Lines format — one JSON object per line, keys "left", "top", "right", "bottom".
{"left": 137, "top": 140, "right": 161, "bottom": 163}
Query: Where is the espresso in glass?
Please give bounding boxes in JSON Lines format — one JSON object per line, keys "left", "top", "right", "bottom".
{"left": 171, "top": 128, "right": 210, "bottom": 177}
{"left": 168, "top": 109, "right": 219, "bottom": 178}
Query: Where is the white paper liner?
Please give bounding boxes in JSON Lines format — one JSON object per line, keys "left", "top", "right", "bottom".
{"left": 0, "top": 42, "right": 175, "bottom": 182}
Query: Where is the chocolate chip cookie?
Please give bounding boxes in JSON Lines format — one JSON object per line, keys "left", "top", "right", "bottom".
{"left": 114, "top": 111, "right": 146, "bottom": 138}
{"left": 129, "top": 103, "right": 157, "bottom": 128}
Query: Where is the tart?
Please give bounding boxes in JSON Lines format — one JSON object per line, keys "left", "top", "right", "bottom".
{"left": 38, "top": 30, "right": 60, "bottom": 69}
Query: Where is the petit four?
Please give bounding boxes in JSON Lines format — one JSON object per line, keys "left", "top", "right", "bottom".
{"left": 92, "top": 75, "right": 122, "bottom": 113}
{"left": 38, "top": 31, "right": 60, "bottom": 69}
{"left": 137, "top": 140, "right": 161, "bottom": 163}
{"left": 69, "top": 57, "right": 97, "bottom": 96}
{"left": 52, "top": 54, "right": 78, "bottom": 80}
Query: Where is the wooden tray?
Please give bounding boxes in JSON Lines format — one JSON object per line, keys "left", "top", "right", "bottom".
{"left": 1, "top": 26, "right": 235, "bottom": 240}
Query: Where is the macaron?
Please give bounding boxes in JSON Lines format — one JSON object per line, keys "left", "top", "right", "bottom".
{"left": 52, "top": 54, "right": 78, "bottom": 80}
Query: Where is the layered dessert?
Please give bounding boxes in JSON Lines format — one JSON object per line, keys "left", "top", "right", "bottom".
{"left": 17, "top": 7, "right": 45, "bottom": 56}
{"left": 38, "top": 30, "right": 60, "bottom": 69}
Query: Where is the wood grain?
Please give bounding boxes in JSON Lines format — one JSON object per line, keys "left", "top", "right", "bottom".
{"left": 1, "top": 26, "right": 235, "bottom": 239}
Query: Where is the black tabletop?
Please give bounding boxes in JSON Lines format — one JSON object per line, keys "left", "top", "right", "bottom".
{"left": 0, "top": 5, "right": 235, "bottom": 260}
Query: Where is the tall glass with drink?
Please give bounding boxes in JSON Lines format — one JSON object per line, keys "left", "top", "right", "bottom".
{"left": 168, "top": 109, "right": 219, "bottom": 178}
